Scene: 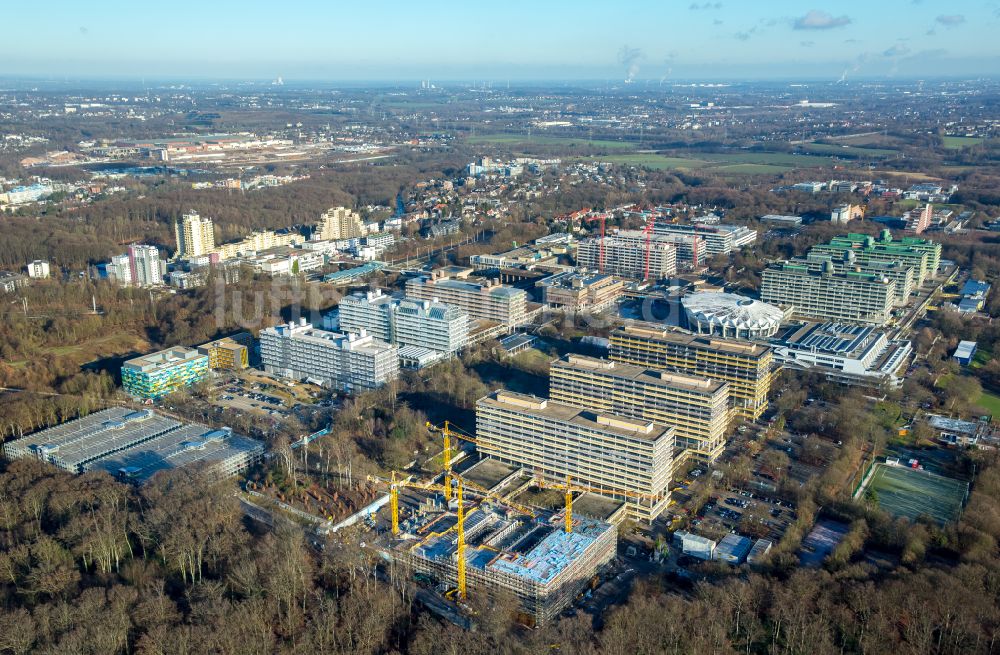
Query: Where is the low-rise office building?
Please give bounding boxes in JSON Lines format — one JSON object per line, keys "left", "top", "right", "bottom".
{"left": 549, "top": 354, "right": 731, "bottom": 462}
{"left": 536, "top": 272, "right": 624, "bottom": 313}
{"left": 121, "top": 347, "right": 209, "bottom": 399}
{"left": 2, "top": 407, "right": 263, "bottom": 482}
{"left": 770, "top": 322, "right": 912, "bottom": 388}
{"left": 476, "top": 390, "right": 675, "bottom": 522}
{"left": 761, "top": 261, "right": 896, "bottom": 325}
{"left": 259, "top": 318, "right": 398, "bottom": 393}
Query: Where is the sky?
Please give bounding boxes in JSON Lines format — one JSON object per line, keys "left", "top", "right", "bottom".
{"left": 2, "top": 0, "right": 999, "bottom": 81}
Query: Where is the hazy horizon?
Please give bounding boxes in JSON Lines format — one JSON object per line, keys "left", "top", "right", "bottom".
{"left": 3, "top": 0, "right": 998, "bottom": 82}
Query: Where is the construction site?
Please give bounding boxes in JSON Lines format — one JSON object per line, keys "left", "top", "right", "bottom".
{"left": 369, "top": 455, "right": 618, "bottom": 625}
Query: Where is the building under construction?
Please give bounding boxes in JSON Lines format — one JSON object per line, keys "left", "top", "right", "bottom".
{"left": 378, "top": 460, "right": 617, "bottom": 624}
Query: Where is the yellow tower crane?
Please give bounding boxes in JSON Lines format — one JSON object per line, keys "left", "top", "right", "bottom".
{"left": 368, "top": 472, "right": 470, "bottom": 601}
{"left": 427, "top": 420, "right": 479, "bottom": 500}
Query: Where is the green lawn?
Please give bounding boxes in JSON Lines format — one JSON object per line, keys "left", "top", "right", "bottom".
{"left": 942, "top": 136, "right": 985, "bottom": 149}
{"left": 974, "top": 391, "right": 1000, "bottom": 416}
{"left": 696, "top": 152, "right": 837, "bottom": 167}
{"left": 713, "top": 163, "right": 794, "bottom": 175}
{"left": 466, "top": 133, "right": 634, "bottom": 149}
{"left": 865, "top": 463, "right": 968, "bottom": 524}
{"left": 592, "top": 154, "right": 712, "bottom": 170}
{"left": 800, "top": 142, "right": 898, "bottom": 158}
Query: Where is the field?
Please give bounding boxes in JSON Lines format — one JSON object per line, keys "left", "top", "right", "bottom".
{"left": 466, "top": 133, "right": 633, "bottom": 149}
{"left": 975, "top": 391, "right": 1000, "bottom": 416}
{"left": 574, "top": 150, "right": 845, "bottom": 175}
{"left": 468, "top": 132, "right": 860, "bottom": 175}
{"left": 864, "top": 463, "right": 968, "bottom": 524}
{"left": 942, "top": 136, "right": 985, "bottom": 149}
{"left": 590, "top": 154, "right": 712, "bottom": 170}
{"left": 799, "top": 142, "right": 898, "bottom": 158}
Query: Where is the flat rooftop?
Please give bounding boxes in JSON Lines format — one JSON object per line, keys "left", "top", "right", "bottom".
{"left": 8, "top": 408, "right": 181, "bottom": 470}
{"left": 777, "top": 322, "right": 878, "bottom": 355}
{"left": 615, "top": 323, "right": 772, "bottom": 357}
{"left": 570, "top": 492, "right": 627, "bottom": 522}
{"left": 123, "top": 346, "right": 204, "bottom": 371}
{"left": 553, "top": 354, "right": 728, "bottom": 395}
{"left": 460, "top": 458, "right": 522, "bottom": 494}
{"left": 399, "top": 488, "right": 614, "bottom": 589}
{"left": 479, "top": 390, "right": 673, "bottom": 443}
{"left": 92, "top": 424, "right": 264, "bottom": 484}
{"left": 3, "top": 408, "right": 263, "bottom": 481}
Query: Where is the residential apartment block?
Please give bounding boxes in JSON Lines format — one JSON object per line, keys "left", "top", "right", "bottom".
{"left": 609, "top": 324, "right": 776, "bottom": 421}
{"left": 316, "top": 206, "right": 365, "bottom": 241}
{"left": 338, "top": 289, "right": 469, "bottom": 355}
{"left": 259, "top": 318, "right": 398, "bottom": 393}
{"left": 761, "top": 261, "right": 896, "bottom": 325}
{"left": 475, "top": 390, "right": 675, "bottom": 522}
{"left": 549, "top": 354, "right": 731, "bottom": 462}
{"left": 174, "top": 211, "right": 216, "bottom": 258}
{"left": 121, "top": 347, "right": 209, "bottom": 399}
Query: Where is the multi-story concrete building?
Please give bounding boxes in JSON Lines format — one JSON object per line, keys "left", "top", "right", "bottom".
{"left": 550, "top": 354, "right": 731, "bottom": 462}
{"left": 800, "top": 251, "right": 915, "bottom": 303}
{"left": 174, "top": 211, "right": 216, "bottom": 258}
{"left": 651, "top": 223, "right": 757, "bottom": 258}
{"left": 607, "top": 230, "right": 707, "bottom": 264}
{"left": 197, "top": 333, "right": 253, "bottom": 370}
{"left": 398, "top": 499, "right": 616, "bottom": 624}
{"left": 830, "top": 204, "right": 864, "bottom": 224}
{"left": 128, "top": 245, "right": 164, "bottom": 286}
{"left": 577, "top": 235, "right": 677, "bottom": 280}
{"left": 405, "top": 270, "right": 528, "bottom": 328}
{"left": 338, "top": 289, "right": 469, "bottom": 355}
{"left": 316, "top": 206, "right": 364, "bottom": 241}
{"left": 609, "top": 324, "right": 776, "bottom": 421}
{"left": 761, "top": 261, "right": 896, "bottom": 325}
{"left": 770, "top": 322, "right": 912, "bottom": 388}
{"left": 26, "top": 260, "right": 50, "bottom": 279}
{"left": 475, "top": 390, "right": 675, "bottom": 522}
{"left": 215, "top": 229, "right": 304, "bottom": 260}
{"left": 121, "top": 347, "right": 209, "bottom": 399}
{"left": 107, "top": 245, "right": 164, "bottom": 287}
{"left": 536, "top": 272, "right": 623, "bottom": 313}
{"left": 809, "top": 230, "right": 941, "bottom": 287}
{"left": 259, "top": 318, "right": 398, "bottom": 393}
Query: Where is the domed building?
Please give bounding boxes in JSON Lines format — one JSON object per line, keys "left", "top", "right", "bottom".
{"left": 682, "top": 291, "right": 784, "bottom": 340}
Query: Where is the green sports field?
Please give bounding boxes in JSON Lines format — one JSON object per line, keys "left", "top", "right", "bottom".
{"left": 865, "top": 463, "right": 968, "bottom": 524}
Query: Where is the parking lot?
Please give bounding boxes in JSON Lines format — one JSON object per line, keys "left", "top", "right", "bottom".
{"left": 691, "top": 487, "right": 796, "bottom": 542}
{"left": 205, "top": 371, "right": 331, "bottom": 421}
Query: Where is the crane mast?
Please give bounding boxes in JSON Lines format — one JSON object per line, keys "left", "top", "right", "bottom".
{"left": 454, "top": 478, "right": 467, "bottom": 600}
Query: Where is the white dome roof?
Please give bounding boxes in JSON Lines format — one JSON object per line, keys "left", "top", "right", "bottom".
{"left": 682, "top": 292, "right": 783, "bottom": 333}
